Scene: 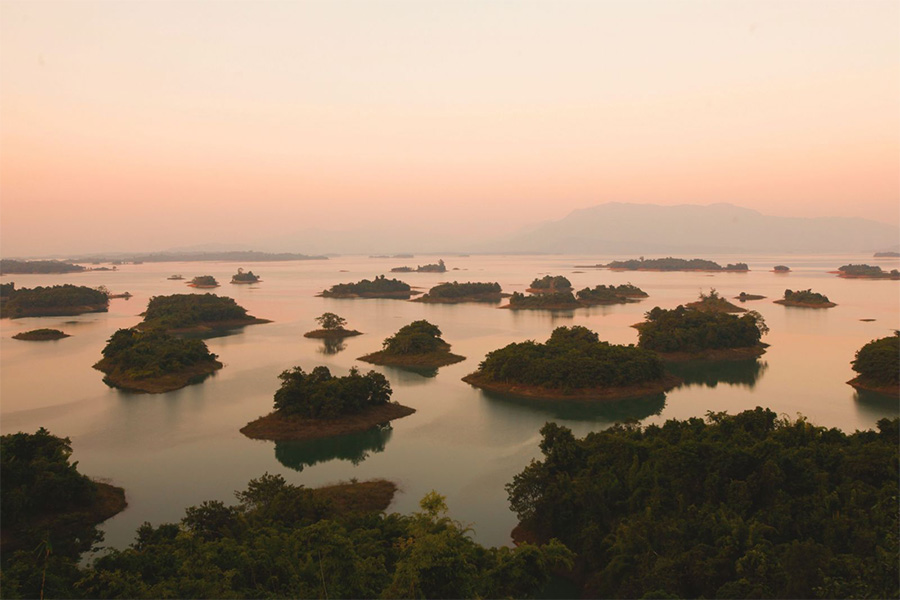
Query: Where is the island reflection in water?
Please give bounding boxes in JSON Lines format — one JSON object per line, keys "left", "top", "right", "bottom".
{"left": 667, "top": 359, "right": 769, "bottom": 390}
{"left": 274, "top": 425, "right": 393, "bottom": 472}
{"left": 318, "top": 338, "right": 346, "bottom": 355}
{"left": 853, "top": 389, "right": 900, "bottom": 422}
{"left": 476, "top": 389, "right": 667, "bottom": 424}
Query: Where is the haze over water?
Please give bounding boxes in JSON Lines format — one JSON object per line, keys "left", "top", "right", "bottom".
{"left": 1, "top": 254, "right": 897, "bottom": 550}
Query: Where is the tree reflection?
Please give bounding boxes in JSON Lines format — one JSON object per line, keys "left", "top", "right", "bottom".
{"left": 667, "top": 359, "right": 768, "bottom": 390}
{"left": 273, "top": 425, "right": 393, "bottom": 472}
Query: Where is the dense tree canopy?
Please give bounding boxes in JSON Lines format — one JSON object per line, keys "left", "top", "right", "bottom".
{"left": 230, "top": 268, "right": 260, "bottom": 283}
{"left": 851, "top": 332, "right": 899, "bottom": 387}
{"left": 507, "top": 409, "right": 899, "bottom": 598}
{"left": 637, "top": 305, "right": 765, "bottom": 353}
{"left": 140, "top": 293, "right": 250, "bottom": 329}
{"left": 0, "top": 259, "right": 85, "bottom": 275}
{"left": 324, "top": 275, "right": 411, "bottom": 295}
{"left": 837, "top": 264, "right": 899, "bottom": 278}
{"left": 576, "top": 283, "right": 647, "bottom": 303}
{"left": 315, "top": 312, "right": 347, "bottom": 330}
{"left": 273, "top": 366, "right": 392, "bottom": 418}
{"left": 381, "top": 320, "right": 447, "bottom": 355}
{"left": 96, "top": 328, "right": 219, "bottom": 380}
{"left": 606, "top": 257, "right": 725, "bottom": 271}
{"left": 782, "top": 289, "right": 831, "bottom": 304}
{"left": 188, "top": 275, "right": 219, "bottom": 287}
{"left": 422, "top": 281, "right": 501, "bottom": 299}
{"left": 529, "top": 275, "right": 572, "bottom": 290}
{"left": 1, "top": 284, "right": 109, "bottom": 318}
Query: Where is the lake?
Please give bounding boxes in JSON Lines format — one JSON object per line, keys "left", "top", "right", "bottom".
{"left": 1, "top": 253, "right": 897, "bottom": 552}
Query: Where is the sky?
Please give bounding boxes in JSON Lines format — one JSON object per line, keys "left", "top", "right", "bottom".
{"left": 1, "top": 0, "right": 898, "bottom": 256}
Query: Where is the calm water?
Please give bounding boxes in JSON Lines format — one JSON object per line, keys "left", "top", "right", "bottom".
{"left": 1, "top": 254, "right": 898, "bottom": 552}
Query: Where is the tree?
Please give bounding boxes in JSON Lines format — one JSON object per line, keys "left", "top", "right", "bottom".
{"left": 316, "top": 312, "right": 347, "bottom": 331}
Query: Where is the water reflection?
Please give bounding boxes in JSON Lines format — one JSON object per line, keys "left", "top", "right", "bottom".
{"left": 318, "top": 338, "right": 346, "bottom": 355}
{"left": 853, "top": 389, "right": 900, "bottom": 422}
{"left": 667, "top": 359, "right": 768, "bottom": 390}
{"left": 381, "top": 364, "right": 439, "bottom": 379}
{"left": 273, "top": 425, "right": 393, "bottom": 472}
{"left": 478, "top": 389, "right": 666, "bottom": 423}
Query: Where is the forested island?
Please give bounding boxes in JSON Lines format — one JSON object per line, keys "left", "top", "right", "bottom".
{"left": 597, "top": 257, "right": 749, "bottom": 272}
{"left": 358, "top": 320, "right": 465, "bottom": 368}
{"left": 848, "top": 332, "right": 899, "bottom": 395}
{"left": 413, "top": 281, "right": 505, "bottom": 303}
{"left": 506, "top": 283, "right": 648, "bottom": 310}
{"left": 774, "top": 288, "right": 836, "bottom": 308}
{"left": 1, "top": 429, "right": 126, "bottom": 559}
{"left": 187, "top": 275, "right": 219, "bottom": 288}
{"left": 230, "top": 268, "right": 261, "bottom": 284}
{"left": 874, "top": 251, "right": 900, "bottom": 257}
{"left": 319, "top": 275, "right": 421, "bottom": 299}
{"left": 736, "top": 292, "right": 766, "bottom": 301}
{"left": 684, "top": 288, "right": 746, "bottom": 313}
{"left": 835, "top": 264, "right": 900, "bottom": 279}
{"left": 12, "top": 328, "right": 70, "bottom": 341}
{"left": 526, "top": 275, "right": 573, "bottom": 293}
{"left": 506, "top": 290, "right": 583, "bottom": 310}
{"left": 463, "top": 326, "right": 678, "bottom": 400}
{"left": 94, "top": 328, "right": 223, "bottom": 393}
{"left": 390, "top": 259, "right": 447, "bottom": 273}
{"left": 506, "top": 409, "right": 898, "bottom": 599}
{"left": 137, "top": 293, "right": 270, "bottom": 333}
{"left": 68, "top": 251, "right": 328, "bottom": 263}
{"left": 576, "top": 283, "right": 647, "bottom": 305}
{"left": 0, "top": 259, "right": 86, "bottom": 275}
{"left": 241, "top": 366, "right": 415, "bottom": 441}
{"left": 636, "top": 305, "right": 768, "bottom": 360}
{"left": 0, "top": 284, "right": 109, "bottom": 318}
{"left": 773, "top": 264, "right": 791, "bottom": 272}
{"left": 303, "top": 312, "right": 362, "bottom": 338}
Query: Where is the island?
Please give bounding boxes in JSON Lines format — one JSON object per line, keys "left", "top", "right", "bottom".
{"left": 636, "top": 305, "right": 768, "bottom": 360}
{"left": 684, "top": 289, "right": 746, "bottom": 313}
{"left": 735, "top": 292, "right": 766, "bottom": 302}
{"left": 358, "top": 320, "right": 465, "bottom": 368}
{"left": 0, "top": 284, "right": 109, "bottom": 319}
{"left": 303, "top": 312, "right": 362, "bottom": 338}
{"left": 596, "top": 257, "right": 749, "bottom": 272}
{"left": 847, "top": 332, "right": 899, "bottom": 396}
{"left": 463, "top": 325, "right": 679, "bottom": 400}
{"left": 188, "top": 275, "right": 220, "bottom": 288}
{"left": 505, "top": 291, "right": 583, "bottom": 310}
{"left": 231, "top": 268, "right": 261, "bottom": 284}
{"left": 773, "top": 265, "right": 791, "bottom": 273}
{"left": 526, "top": 275, "right": 573, "bottom": 293}
{"left": 834, "top": 264, "right": 900, "bottom": 280}
{"left": 412, "top": 281, "right": 506, "bottom": 303}
{"left": 874, "top": 251, "right": 900, "bottom": 257}
{"left": 576, "top": 283, "right": 648, "bottom": 305}
{"left": 1, "top": 428, "right": 126, "bottom": 555}
{"left": 137, "top": 293, "right": 270, "bottom": 334}
{"left": 391, "top": 259, "right": 447, "bottom": 273}
{"left": 167, "top": 274, "right": 185, "bottom": 280}
{"left": 0, "top": 258, "right": 86, "bottom": 275}
{"left": 12, "top": 328, "right": 70, "bottom": 341}
{"left": 319, "top": 275, "right": 422, "bottom": 299}
{"left": 241, "top": 366, "right": 415, "bottom": 441}
{"left": 93, "top": 328, "right": 223, "bottom": 393}
{"left": 774, "top": 288, "right": 836, "bottom": 308}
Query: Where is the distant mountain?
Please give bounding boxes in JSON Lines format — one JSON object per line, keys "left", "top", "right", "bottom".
{"left": 482, "top": 203, "right": 899, "bottom": 254}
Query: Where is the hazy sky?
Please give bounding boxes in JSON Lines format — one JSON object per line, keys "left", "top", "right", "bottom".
{"left": 1, "top": 0, "right": 898, "bottom": 256}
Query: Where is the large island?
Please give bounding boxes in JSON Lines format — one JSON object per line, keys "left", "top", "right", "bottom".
{"left": 137, "top": 293, "right": 270, "bottom": 334}
{"left": 0, "top": 284, "right": 109, "bottom": 318}
{"left": 319, "top": 275, "right": 421, "bottom": 299}
{"left": 412, "top": 281, "right": 506, "bottom": 303}
{"left": 463, "top": 325, "right": 679, "bottom": 400}
{"left": 0, "top": 259, "right": 86, "bottom": 274}
{"left": 591, "top": 257, "right": 749, "bottom": 272}
{"left": 358, "top": 320, "right": 465, "bottom": 368}
{"left": 241, "top": 366, "right": 415, "bottom": 441}
{"left": 774, "top": 288, "right": 836, "bottom": 308}
{"left": 834, "top": 264, "right": 900, "bottom": 280}
{"left": 636, "top": 305, "right": 768, "bottom": 360}
{"left": 847, "top": 333, "right": 899, "bottom": 396}
{"left": 526, "top": 275, "right": 573, "bottom": 293}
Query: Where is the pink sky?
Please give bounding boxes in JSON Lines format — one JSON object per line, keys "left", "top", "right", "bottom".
{"left": 1, "top": 0, "right": 898, "bottom": 256}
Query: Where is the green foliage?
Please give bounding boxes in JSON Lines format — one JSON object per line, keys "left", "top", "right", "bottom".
{"left": 529, "top": 275, "right": 572, "bottom": 289}
{"left": 141, "top": 293, "right": 250, "bottom": 329}
{"left": 423, "top": 281, "right": 501, "bottom": 299}
{"left": 576, "top": 283, "right": 647, "bottom": 302}
{"left": 325, "top": 275, "right": 411, "bottom": 295}
{"left": 98, "top": 328, "right": 218, "bottom": 380}
{"left": 851, "top": 332, "right": 899, "bottom": 386}
{"left": 381, "top": 320, "right": 446, "bottom": 355}
{"left": 315, "top": 312, "right": 347, "bottom": 330}
{"left": 273, "top": 366, "right": 392, "bottom": 418}
{"left": 0, "top": 259, "right": 85, "bottom": 274}
{"left": 506, "top": 409, "right": 900, "bottom": 599}
{"left": 508, "top": 291, "right": 580, "bottom": 308}
{"left": 638, "top": 305, "right": 764, "bottom": 353}
{"left": 606, "top": 257, "right": 725, "bottom": 271}
{"left": 1, "top": 285, "right": 108, "bottom": 317}
{"left": 476, "top": 326, "right": 665, "bottom": 390}
{"left": 783, "top": 288, "right": 831, "bottom": 304}
{"left": 189, "top": 275, "right": 219, "bottom": 286}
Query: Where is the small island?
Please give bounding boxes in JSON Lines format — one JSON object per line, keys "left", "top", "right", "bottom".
{"left": 167, "top": 274, "right": 185, "bottom": 280}
{"left": 319, "top": 275, "right": 421, "bottom": 299}
{"left": 358, "top": 320, "right": 465, "bottom": 368}
{"left": 463, "top": 325, "right": 679, "bottom": 400}
{"left": 505, "top": 291, "right": 583, "bottom": 310}
{"left": 94, "top": 328, "right": 223, "bottom": 393}
{"left": 636, "top": 305, "right": 769, "bottom": 361}
{"left": 0, "top": 284, "right": 109, "bottom": 319}
{"left": 137, "top": 293, "right": 270, "bottom": 334}
{"left": 0, "top": 258, "right": 86, "bottom": 275}
{"left": 847, "top": 332, "right": 899, "bottom": 396}
{"left": 241, "top": 366, "right": 415, "bottom": 441}
{"left": 391, "top": 259, "right": 447, "bottom": 273}
{"left": 504, "top": 283, "right": 648, "bottom": 310}
{"left": 735, "top": 292, "right": 766, "bottom": 302}
{"left": 834, "top": 264, "right": 900, "bottom": 280}
{"left": 773, "top": 265, "right": 791, "bottom": 273}
{"left": 684, "top": 289, "right": 746, "bottom": 313}
{"left": 598, "top": 257, "right": 749, "bottom": 272}
{"left": 874, "top": 251, "right": 900, "bottom": 258}
{"left": 1, "top": 428, "right": 127, "bottom": 554}
{"left": 303, "top": 312, "right": 362, "bottom": 338}
{"left": 576, "top": 283, "right": 648, "bottom": 305}
{"left": 188, "top": 275, "right": 220, "bottom": 288}
{"left": 231, "top": 268, "right": 261, "bottom": 284}
{"left": 12, "top": 328, "right": 70, "bottom": 341}
{"left": 774, "top": 288, "right": 836, "bottom": 308}
{"left": 526, "top": 275, "right": 573, "bottom": 293}
{"left": 412, "top": 281, "right": 506, "bottom": 303}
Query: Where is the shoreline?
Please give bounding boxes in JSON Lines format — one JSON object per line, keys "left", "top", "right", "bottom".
{"left": 774, "top": 299, "right": 837, "bottom": 309}
{"left": 138, "top": 316, "right": 272, "bottom": 334}
{"left": 461, "top": 372, "right": 681, "bottom": 401}
{"left": 847, "top": 377, "right": 899, "bottom": 397}
{"left": 303, "top": 328, "right": 363, "bottom": 338}
{"left": 94, "top": 359, "right": 223, "bottom": 393}
{"left": 240, "top": 402, "right": 416, "bottom": 441}
{"left": 2, "top": 303, "right": 108, "bottom": 319}
{"left": 654, "top": 345, "right": 768, "bottom": 362}
{"left": 12, "top": 329, "right": 70, "bottom": 341}
{"left": 358, "top": 348, "right": 466, "bottom": 368}
{"left": 318, "top": 290, "right": 423, "bottom": 299}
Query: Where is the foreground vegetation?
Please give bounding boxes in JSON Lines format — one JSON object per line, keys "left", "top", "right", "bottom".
{"left": 507, "top": 409, "right": 899, "bottom": 599}
{"left": 848, "top": 332, "right": 899, "bottom": 395}
{"left": 0, "top": 259, "right": 85, "bottom": 274}
{"left": 94, "top": 328, "right": 223, "bottom": 393}
{"left": 0, "top": 284, "right": 109, "bottom": 319}
{"left": 320, "top": 275, "right": 419, "bottom": 299}
{"left": 775, "top": 288, "right": 836, "bottom": 308}
{"left": 637, "top": 305, "right": 767, "bottom": 359}
{"left": 359, "top": 320, "right": 465, "bottom": 368}
{"left": 139, "top": 293, "right": 268, "bottom": 332}
{"left": 464, "top": 326, "right": 677, "bottom": 399}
